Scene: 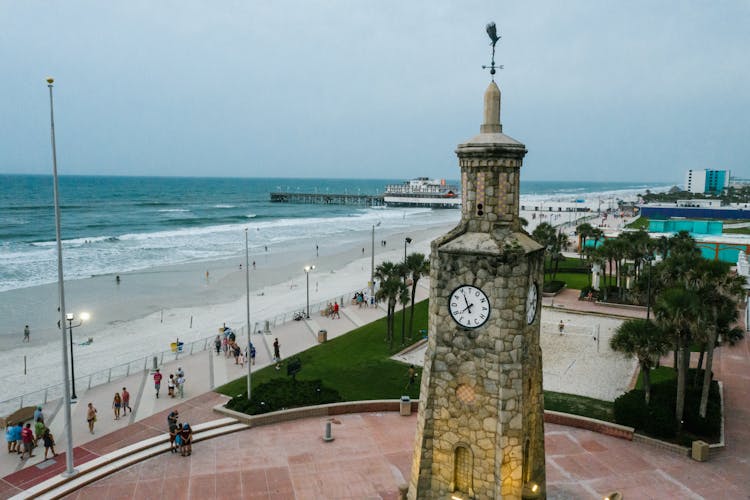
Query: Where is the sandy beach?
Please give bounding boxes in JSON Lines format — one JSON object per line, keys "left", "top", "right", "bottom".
{"left": 0, "top": 206, "right": 600, "bottom": 405}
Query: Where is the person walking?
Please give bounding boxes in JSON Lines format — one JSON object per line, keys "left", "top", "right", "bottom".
{"left": 214, "top": 335, "right": 221, "bottom": 355}
{"left": 112, "top": 392, "right": 122, "bottom": 420}
{"left": 121, "top": 387, "right": 131, "bottom": 416}
{"left": 19, "top": 423, "right": 34, "bottom": 460}
{"left": 5, "top": 425, "right": 16, "bottom": 453}
{"left": 249, "top": 343, "right": 256, "bottom": 365}
{"left": 13, "top": 424, "right": 23, "bottom": 454}
{"left": 153, "top": 369, "right": 163, "bottom": 398}
{"left": 33, "top": 405, "right": 44, "bottom": 424}
{"left": 333, "top": 301, "right": 340, "bottom": 319}
{"left": 86, "top": 403, "right": 98, "bottom": 434}
{"left": 23, "top": 325, "right": 30, "bottom": 343}
{"left": 34, "top": 419, "right": 45, "bottom": 445}
{"left": 42, "top": 428, "right": 57, "bottom": 459}
{"left": 273, "top": 338, "right": 281, "bottom": 370}
{"left": 177, "top": 373, "right": 185, "bottom": 399}
{"left": 406, "top": 364, "right": 418, "bottom": 389}
{"left": 167, "top": 411, "right": 179, "bottom": 452}
{"left": 558, "top": 320, "right": 565, "bottom": 335}
{"left": 167, "top": 374, "right": 176, "bottom": 398}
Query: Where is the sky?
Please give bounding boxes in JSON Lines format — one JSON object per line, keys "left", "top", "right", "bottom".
{"left": 1, "top": 1, "right": 748, "bottom": 183}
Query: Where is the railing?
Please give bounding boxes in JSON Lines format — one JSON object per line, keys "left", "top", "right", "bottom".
{"left": 0, "top": 289, "right": 363, "bottom": 417}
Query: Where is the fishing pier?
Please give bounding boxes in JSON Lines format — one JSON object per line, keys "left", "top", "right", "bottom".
{"left": 270, "top": 192, "right": 385, "bottom": 207}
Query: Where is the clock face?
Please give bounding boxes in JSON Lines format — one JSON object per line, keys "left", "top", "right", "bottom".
{"left": 526, "top": 283, "right": 538, "bottom": 324}
{"left": 449, "top": 285, "right": 490, "bottom": 329}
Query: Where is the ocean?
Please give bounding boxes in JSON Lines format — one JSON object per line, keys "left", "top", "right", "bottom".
{"left": 0, "top": 175, "right": 669, "bottom": 292}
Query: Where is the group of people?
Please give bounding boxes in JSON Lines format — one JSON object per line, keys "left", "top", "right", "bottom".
{"left": 351, "top": 291, "right": 370, "bottom": 308}
{"left": 5, "top": 405, "right": 56, "bottom": 460}
{"left": 322, "top": 301, "right": 340, "bottom": 319}
{"left": 167, "top": 410, "right": 193, "bottom": 457}
{"left": 214, "top": 324, "right": 256, "bottom": 368}
{"left": 153, "top": 368, "right": 185, "bottom": 399}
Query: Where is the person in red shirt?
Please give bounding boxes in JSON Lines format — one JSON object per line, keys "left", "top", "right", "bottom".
{"left": 20, "top": 423, "right": 34, "bottom": 460}
{"left": 153, "top": 369, "right": 163, "bottom": 398}
{"left": 333, "top": 301, "right": 340, "bottom": 319}
{"left": 121, "top": 387, "right": 131, "bottom": 415}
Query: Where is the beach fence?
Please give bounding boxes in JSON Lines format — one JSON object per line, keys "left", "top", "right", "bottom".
{"left": 0, "top": 288, "right": 364, "bottom": 417}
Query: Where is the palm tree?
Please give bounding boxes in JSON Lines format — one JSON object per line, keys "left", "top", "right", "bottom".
{"left": 531, "top": 223, "right": 555, "bottom": 279}
{"left": 610, "top": 319, "right": 670, "bottom": 404}
{"left": 654, "top": 287, "right": 701, "bottom": 432}
{"left": 405, "top": 253, "right": 429, "bottom": 341}
{"left": 576, "top": 222, "right": 594, "bottom": 258}
{"left": 375, "top": 261, "right": 409, "bottom": 348}
{"left": 550, "top": 231, "right": 570, "bottom": 279}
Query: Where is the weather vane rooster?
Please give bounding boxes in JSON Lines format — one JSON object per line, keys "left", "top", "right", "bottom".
{"left": 482, "top": 21, "right": 503, "bottom": 79}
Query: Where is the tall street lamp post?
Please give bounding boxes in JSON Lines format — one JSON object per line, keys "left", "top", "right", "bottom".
{"left": 245, "top": 228, "right": 251, "bottom": 400}
{"left": 65, "top": 312, "right": 90, "bottom": 401}
{"left": 304, "top": 265, "right": 316, "bottom": 318}
{"left": 404, "top": 237, "right": 412, "bottom": 263}
{"left": 370, "top": 222, "right": 381, "bottom": 299}
{"left": 645, "top": 254, "right": 653, "bottom": 321}
{"left": 47, "top": 77, "right": 77, "bottom": 478}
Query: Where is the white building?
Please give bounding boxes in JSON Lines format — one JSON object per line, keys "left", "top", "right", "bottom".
{"left": 685, "top": 169, "right": 731, "bottom": 194}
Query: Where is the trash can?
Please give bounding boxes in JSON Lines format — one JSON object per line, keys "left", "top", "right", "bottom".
{"left": 692, "top": 440, "right": 709, "bottom": 461}
{"left": 317, "top": 329, "right": 328, "bottom": 343}
{"left": 400, "top": 396, "right": 411, "bottom": 416}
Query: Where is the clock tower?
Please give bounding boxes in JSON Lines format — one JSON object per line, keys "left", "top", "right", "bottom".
{"left": 408, "top": 29, "right": 547, "bottom": 499}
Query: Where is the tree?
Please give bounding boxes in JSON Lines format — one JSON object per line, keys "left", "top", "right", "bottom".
{"left": 576, "top": 222, "right": 594, "bottom": 258}
{"left": 405, "top": 253, "right": 429, "bottom": 341}
{"left": 531, "top": 223, "right": 555, "bottom": 279}
{"left": 375, "top": 261, "right": 408, "bottom": 348}
{"left": 654, "top": 287, "right": 701, "bottom": 432}
{"left": 550, "top": 231, "right": 570, "bottom": 279}
{"left": 610, "top": 319, "right": 670, "bottom": 404}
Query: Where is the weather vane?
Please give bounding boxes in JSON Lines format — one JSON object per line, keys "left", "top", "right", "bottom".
{"left": 482, "top": 22, "right": 503, "bottom": 80}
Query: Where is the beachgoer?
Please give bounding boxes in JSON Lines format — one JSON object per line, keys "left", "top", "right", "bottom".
{"left": 233, "top": 344, "right": 241, "bottom": 364}
{"left": 23, "top": 325, "right": 30, "bottom": 343}
{"left": 273, "top": 338, "right": 280, "bottom": 361}
{"left": 252, "top": 261, "right": 256, "bottom": 270}
{"left": 113, "top": 392, "right": 122, "bottom": 420}
{"left": 316, "top": 244, "right": 319, "bottom": 257}
{"left": 179, "top": 423, "right": 192, "bottom": 456}
{"left": 19, "top": 424, "right": 34, "bottom": 460}
{"left": 249, "top": 343, "right": 256, "bottom": 365}
{"left": 177, "top": 374, "right": 185, "bottom": 398}
{"left": 214, "top": 335, "right": 221, "bottom": 355}
{"left": 167, "top": 374, "right": 176, "bottom": 398}
{"left": 42, "top": 428, "right": 57, "bottom": 459}
{"left": 115, "top": 275, "right": 120, "bottom": 284}
{"left": 34, "top": 419, "right": 45, "bottom": 444}
{"left": 177, "top": 366, "right": 184, "bottom": 379}
{"left": 406, "top": 365, "right": 417, "bottom": 389}
{"left": 167, "top": 411, "right": 179, "bottom": 452}
{"left": 122, "top": 387, "right": 131, "bottom": 416}
{"left": 362, "top": 247, "right": 365, "bottom": 254}
{"left": 153, "top": 369, "right": 163, "bottom": 398}
{"left": 558, "top": 320, "right": 565, "bottom": 335}
{"left": 13, "top": 424, "right": 23, "bottom": 454}
{"left": 333, "top": 301, "right": 340, "bottom": 319}
{"left": 87, "top": 403, "right": 97, "bottom": 434}
{"left": 34, "top": 405, "right": 44, "bottom": 423}
{"left": 205, "top": 270, "right": 209, "bottom": 282}
{"left": 5, "top": 425, "right": 15, "bottom": 453}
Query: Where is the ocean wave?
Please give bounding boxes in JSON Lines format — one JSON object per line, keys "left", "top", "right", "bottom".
{"left": 246, "top": 214, "right": 257, "bottom": 218}
{"left": 30, "top": 235, "right": 120, "bottom": 247}
{"left": 214, "top": 204, "right": 235, "bottom": 209}
{"left": 158, "top": 208, "right": 191, "bottom": 213}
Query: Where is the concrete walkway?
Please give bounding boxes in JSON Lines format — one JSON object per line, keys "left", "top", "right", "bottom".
{"left": 3, "top": 282, "right": 750, "bottom": 498}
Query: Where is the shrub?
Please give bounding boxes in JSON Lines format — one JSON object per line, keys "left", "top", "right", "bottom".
{"left": 226, "top": 378, "right": 342, "bottom": 415}
{"left": 613, "top": 368, "right": 721, "bottom": 442}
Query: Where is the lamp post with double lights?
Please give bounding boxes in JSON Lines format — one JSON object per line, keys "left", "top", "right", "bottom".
{"left": 245, "top": 228, "right": 252, "bottom": 400}
{"left": 47, "top": 77, "right": 77, "bottom": 477}
{"left": 404, "top": 237, "right": 412, "bottom": 262}
{"left": 304, "top": 265, "right": 316, "bottom": 318}
{"left": 65, "top": 312, "right": 89, "bottom": 401}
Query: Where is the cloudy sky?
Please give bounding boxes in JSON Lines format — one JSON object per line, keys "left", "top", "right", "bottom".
{"left": 1, "top": 1, "right": 748, "bottom": 182}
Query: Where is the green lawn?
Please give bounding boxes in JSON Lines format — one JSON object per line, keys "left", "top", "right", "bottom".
{"left": 217, "top": 298, "right": 617, "bottom": 423}
{"left": 723, "top": 227, "right": 750, "bottom": 235}
{"left": 635, "top": 366, "right": 676, "bottom": 389}
{"left": 544, "top": 391, "right": 614, "bottom": 422}
{"left": 216, "top": 301, "right": 429, "bottom": 401}
{"left": 626, "top": 217, "right": 649, "bottom": 230}
{"left": 548, "top": 272, "right": 590, "bottom": 290}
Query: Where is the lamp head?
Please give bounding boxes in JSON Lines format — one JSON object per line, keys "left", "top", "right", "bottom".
{"left": 80, "top": 312, "right": 90, "bottom": 322}
{"left": 66, "top": 313, "right": 74, "bottom": 321}
{"left": 46, "top": 77, "right": 54, "bottom": 84}
{"left": 405, "top": 237, "right": 413, "bottom": 244}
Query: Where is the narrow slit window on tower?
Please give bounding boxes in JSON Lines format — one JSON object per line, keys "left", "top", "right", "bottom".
{"left": 453, "top": 445, "right": 472, "bottom": 493}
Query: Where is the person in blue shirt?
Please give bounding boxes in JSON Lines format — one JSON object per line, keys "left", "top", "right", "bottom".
{"left": 34, "top": 405, "right": 44, "bottom": 423}
{"left": 12, "top": 424, "right": 23, "bottom": 454}
{"left": 5, "top": 426, "right": 15, "bottom": 453}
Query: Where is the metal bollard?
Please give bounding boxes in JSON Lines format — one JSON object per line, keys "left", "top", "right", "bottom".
{"left": 323, "top": 420, "right": 335, "bottom": 442}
